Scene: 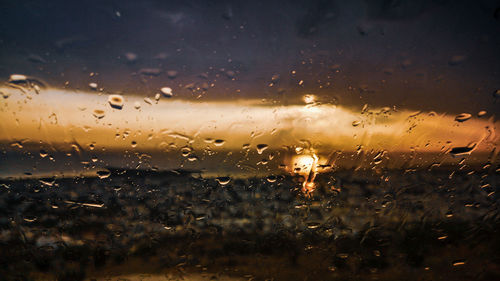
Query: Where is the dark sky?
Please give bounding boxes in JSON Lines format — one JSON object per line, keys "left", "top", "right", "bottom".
{"left": 1, "top": 0, "right": 500, "bottom": 114}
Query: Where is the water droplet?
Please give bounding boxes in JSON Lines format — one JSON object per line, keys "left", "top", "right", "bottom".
{"left": 214, "top": 139, "right": 225, "bottom": 146}
{"left": 161, "top": 87, "right": 173, "bottom": 97}
{"left": 478, "top": 110, "right": 487, "bottom": 117}
{"left": 93, "top": 109, "right": 105, "bottom": 119}
{"left": 144, "top": 97, "right": 153, "bottom": 105}
{"left": 139, "top": 68, "right": 161, "bottom": 76}
{"left": 352, "top": 120, "right": 361, "bottom": 127}
{"left": 80, "top": 202, "right": 105, "bottom": 208}
{"left": 108, "top": 94, "right": 124, "bottom": 109}
{"left": 96, "top": 169, "right": 111, "bottom": 179}
{"left": 225, "top": 70, "right": 235, "bottom": 78}
{"left": 23, "top": 216, "right": 37, "bottom": 223}
{"left": 337, "top": 253, "right": 349, "bottom": 259}
{"left": 303, "top": 94, "right": 315, "bottom": 104}
{"left": 39, "top": 150, "right": 48, "bottom": 158}
{"left": 266, "top": 175, "right": 277, "bottom": 183}
{"left": 307, "top": 222, "right": 320, "bottom": 229}
{"left": 9, "top": 74, "right": 27, "bottom": 83}
{"left": 181, "top": 147, "right": 192, "bottom": 157}
{"left": 131, "top": 141, "right": 137, "bottom": 148}
{"left": 134, "top": 101, "right": 141, "bottom": 109}
{"left": 167, "top": 70, "right": 178, "bottom": 79}
{"left": 89, "top": 82, "right": 98, "bottom": 90}
{"left": 39, "top": 178, "right": 55, "bottom": 186}
{"left": 452, "top": 260, "right": 466, "bottom": 266}
{"left": 455, "top": 113, "right": 471, "bottom": 122}
{"left": 28, "top": 54, "right": 46, "bottom": 63}
{"left": 256, "top": 144, "right": 269, "bottom": 154}
{"left": 10, "top": 141, "right": 23, "bottom": 148}
{"left": 493, "top": 89, "right": 500, "bottom": 98}
{"left": 449, "top": 144, "right": 476, "bottom": 156}
{"left": 216, "top": 177, "right": 231, "bottom": 186}
{"left": 124, "top": 52, "right": 137, "bottom": 62}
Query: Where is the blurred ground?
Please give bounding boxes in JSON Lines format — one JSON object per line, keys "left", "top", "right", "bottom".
{"left": 0, "top": 168, "right": 499, "bottom": 280}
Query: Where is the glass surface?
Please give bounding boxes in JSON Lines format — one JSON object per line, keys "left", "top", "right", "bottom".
{"left": 1, "top": 0, "right": 499, "bottom": 280}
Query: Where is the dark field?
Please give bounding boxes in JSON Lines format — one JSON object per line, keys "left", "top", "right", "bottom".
{"left": 1, "top": 168, "right": 499, "bottom": 280}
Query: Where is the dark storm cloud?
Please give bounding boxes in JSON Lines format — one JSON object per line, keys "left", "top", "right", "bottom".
{"left": 0, "top": 0, "right": 499, "bottom": 114}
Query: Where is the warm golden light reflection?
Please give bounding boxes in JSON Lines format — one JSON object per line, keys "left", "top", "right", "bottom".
{"left": 290, "top": 153, "right": 320, "bottom": 194}
{"left": 303, "top": 94, "right": 316, "bottom": 104}
{"left": 0, "top": 86, "right": 498, "bottom": 180}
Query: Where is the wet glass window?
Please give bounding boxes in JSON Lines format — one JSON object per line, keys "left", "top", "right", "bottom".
{"left": 1, "top": 0, "right": 500, "bottom": 280}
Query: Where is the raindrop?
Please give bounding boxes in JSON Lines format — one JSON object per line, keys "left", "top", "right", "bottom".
{"left": 9, "top": 74, "right": 27, "bottom": 83}
{"left": 131, "top": 141, "right": 137, "bottom": 148}
{"left": 307, "top": 222, "right": 320, "bottom": 229}
{"left": 134, "top": 101, "right": 141, "bottom": 109}
{"left": 256, "top": 144, "right": 269, "bottom": 154}
{"left": 28, "top": 54, "right": 46, "bottom": 63}
{"left": 10, "top": 141, "right": 23, "bottom": 148}
{"left": 39, "top": 178, "right": 55, "bottom": 186}
{"left": 1, "top": 91, "right": 9, "bottom": 99}
{"left": 225, "top": 70, "right": 235, "bottom": 79}
{"left": 493, "top": 89, "right": 500, "bottom": 98}
{"left": 139, "top": 68, "right": 161, "bottom": 76}
{"left": 144, "top": 97, "right": 153, "bottom": 105}
{"left": 452, "top": 260, "right": 466, "bottom": 266}
{"left": 337, "top": 253, "right": 349, "bottom": 259}
{"left": 373, "top": 151, "right": 384, "bottom": 164}
{"left": 108, "top": 94, "right": 124, "bottom": 109}
{"left": 161, "top": 87, "right": 173, "bottom": 97}
{"left": 214, "top": 139, "right": 225, "bottom": 146}
{"left": 39, "top": 150, "right": 48, "bottom": 158}
{"left": 303, "top": 94, "right": 315, "bottom": 104}
{"left": 155, "top": 93, "right": 161, "bottom": 102}
{"left": 124, "top": 52, "right": 137, "bottom": 62}
{"left": 455, "top": 113, "right": 471, "bottom": 122}
{"left": 96, "top": 170, "right": 111, "bottom": 179}
{"left": 449, "top": 144, "right": 476, "bottom": 156}
{"left": 81, "top": 202, "right": 105, "bottom": 208}
{"left": 93, "top": 109, "right": 105, "bottom": 119}
{"left": 352, "top": 120, "right": 361, "bottom": 127}
{"left": 23, "top": 217, "right": 37, "bottom": 223}
{"left": 181, "top": 147, "right": 192, "bottom": 157}
{"left": 266, "top": 175, "right": 277, "bottom": 183}
{"left": 167, "top": 70, "right": 178, "bottom": 79}
{"left": 477, "top": 110, "right": 487, "bottom": 117}
{"left": 216, "top": 177, "right": 231, "bottom": 186}
{"left": 89, "top": 82, "right": 98, "bottom": 90}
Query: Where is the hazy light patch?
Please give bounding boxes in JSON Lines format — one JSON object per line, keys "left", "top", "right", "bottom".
{"left": 0, "top": 86, "right": 498, "bottom": 177}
